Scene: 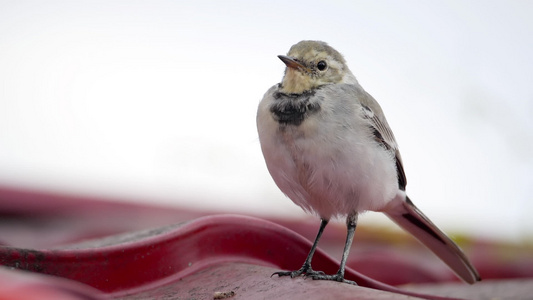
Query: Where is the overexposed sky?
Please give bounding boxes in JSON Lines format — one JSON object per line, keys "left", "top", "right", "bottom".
{"left": 1, "top": 1, "right": 532, "bottom": 241}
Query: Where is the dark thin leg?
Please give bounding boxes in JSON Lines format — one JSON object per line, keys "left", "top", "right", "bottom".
{"left": 272, "top": 218, "right": 329, "bottom": 278}
{"left": 309, "top": 213, "right": 358, "bottom": 285}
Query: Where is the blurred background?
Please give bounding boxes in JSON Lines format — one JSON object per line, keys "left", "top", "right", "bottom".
{"left": 0, "top": 0, "right": 532, "bottom": 242}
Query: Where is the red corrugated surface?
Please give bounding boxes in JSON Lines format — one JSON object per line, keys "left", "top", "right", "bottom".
{"left": 1, "top": 185, "right": 532, "bottom": 299}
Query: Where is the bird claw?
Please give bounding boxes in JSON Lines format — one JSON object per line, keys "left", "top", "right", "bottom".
{"left": 271, "top": 266, "right": 324, "bottom": 278}
{"left": 272, "top": 268, "right": 357, "bottom": 285}
{"left": 303, "top": 269, "right": 325, "bottom": 278}
{"left": 308, "top": 273, "right": 357, "bottom": 285}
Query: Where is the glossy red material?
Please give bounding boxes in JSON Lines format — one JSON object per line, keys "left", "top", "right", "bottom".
{"left": 0, "top": 267, "right": 107, "bottom": 300}
{"left": 1, "top": 213, "right": 450, "bottom": 299}
{"left": 1, "top": 185, "right": 531, "bottom": 299}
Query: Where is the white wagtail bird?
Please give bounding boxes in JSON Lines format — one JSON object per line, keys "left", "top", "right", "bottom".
{"left": 256, "top": 40, "right": 481, "bottom": 285}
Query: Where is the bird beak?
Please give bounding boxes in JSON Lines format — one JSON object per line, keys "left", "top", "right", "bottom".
{"left": 278, "top": 55, "right": 310, "bottom": 73}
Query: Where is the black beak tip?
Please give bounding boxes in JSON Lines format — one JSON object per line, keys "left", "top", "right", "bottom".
{"left": 277, "top": 55, "right": 290, "bottom": 62}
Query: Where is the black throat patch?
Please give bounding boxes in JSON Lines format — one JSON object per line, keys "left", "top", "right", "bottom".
{"left": 270, "top": 89, "right": 321, "bottom": 126}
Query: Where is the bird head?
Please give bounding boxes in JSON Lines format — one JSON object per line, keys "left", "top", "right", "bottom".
{"left": 278, "top": 40, "right": 357, "bottom": 94}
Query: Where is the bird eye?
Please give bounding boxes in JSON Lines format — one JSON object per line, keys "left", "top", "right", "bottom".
{"left": 317, "top": 61, "right": 327, "bottom": 71}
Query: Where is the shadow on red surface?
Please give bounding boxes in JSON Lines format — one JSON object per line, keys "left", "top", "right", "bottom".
{"left": 0, "top": 185, "right": 532, "bottom": 299}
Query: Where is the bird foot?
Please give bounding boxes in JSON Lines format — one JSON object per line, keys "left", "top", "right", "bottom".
{"left": 308, "top": 273, "right": 357, "bottom": 285}
{"left": 271, "top": 265, "right": 325, "bottom": 278}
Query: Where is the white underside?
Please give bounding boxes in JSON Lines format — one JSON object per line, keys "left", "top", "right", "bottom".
{"left": 257, "top": 85, "right": 399, "bottom": 219}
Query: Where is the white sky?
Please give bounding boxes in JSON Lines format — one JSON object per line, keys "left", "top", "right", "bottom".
{"left": 1, "top": 1, "right": 532, "bottom": 242}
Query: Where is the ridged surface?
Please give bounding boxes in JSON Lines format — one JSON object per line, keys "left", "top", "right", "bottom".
{"left": 1, "top": 185, "right": 532, "bottom": 299}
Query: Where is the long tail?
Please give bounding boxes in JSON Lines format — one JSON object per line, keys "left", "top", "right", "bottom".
{"left": 384, "top": 195, "right": 481, "bottom": 284}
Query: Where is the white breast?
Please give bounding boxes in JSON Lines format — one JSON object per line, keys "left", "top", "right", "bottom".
{"left": 257, "top": 84, "right": 398, "bottom": 219}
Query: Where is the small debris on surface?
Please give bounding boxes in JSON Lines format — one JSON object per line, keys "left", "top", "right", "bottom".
{"left": 213, "top": 290, "right": 235, "bottom": 299}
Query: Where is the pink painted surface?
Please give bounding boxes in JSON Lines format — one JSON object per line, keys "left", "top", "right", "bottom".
{"left": 0, "top": 185, "right": 531, "bottom": 299}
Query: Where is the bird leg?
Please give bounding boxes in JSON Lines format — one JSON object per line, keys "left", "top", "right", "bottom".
{"left": 308, "top": 213, "right": 358, "bottom": 285}
{"left": 272, "top": 218, "right": 328, "bottom": 278}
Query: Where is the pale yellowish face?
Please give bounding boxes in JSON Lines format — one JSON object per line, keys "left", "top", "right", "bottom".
{"left": 279, "top": 41, "right": 350, "bottom": 94}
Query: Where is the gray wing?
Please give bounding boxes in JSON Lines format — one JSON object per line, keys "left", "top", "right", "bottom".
{"left": 359, "top": 94, "right": 407, "bottom": 190}
{"left": 357, "top": 89, "right": 481, "bottom": 284}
